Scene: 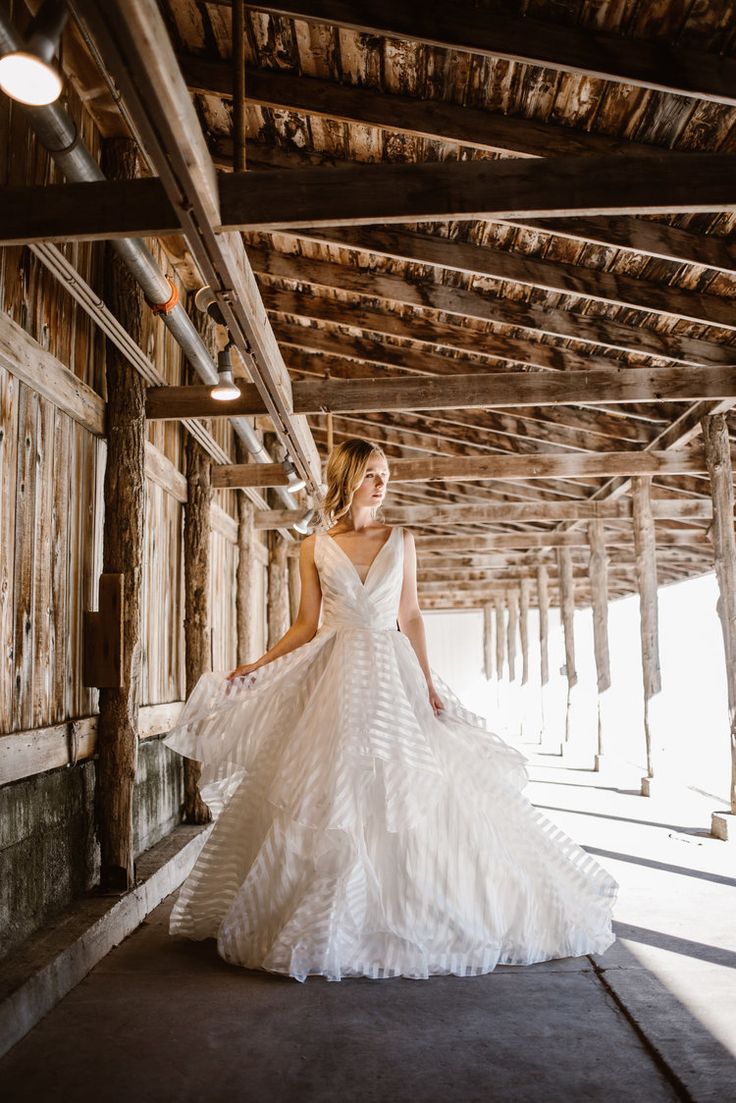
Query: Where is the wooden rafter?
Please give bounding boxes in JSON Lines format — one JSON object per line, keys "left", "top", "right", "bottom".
{"left": 244, "top": 2, "right": 736, "bottom": 107}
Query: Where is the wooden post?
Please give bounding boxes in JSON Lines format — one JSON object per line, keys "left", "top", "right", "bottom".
{"left": 494, "top": 592, "right": 505, "bottom": 680}
{"left": 183, "top": 435, "right": 213, "bottom": 824}
{"left": 588, "top": 518, "right": 612, "bottom": 772}
{"left": 95, "top": 138, "right": 146, "bottom": 892}
{"left": 702, "top": 415, "right": 736, "bottom": 839}
{"left": 482, "top": 603, "right": 493, "bottom": 680}
{"left": 537, "top": 562, "right": 553, "bottom": 745}
{"left": 632, "top": 476, "right": 663, "bottom": 796}
{"left": 506, "top": 589, "right": 518, "bottom": 682}
{"left": 557, "top": 545, "right": 577, "bottom": 744}
{"left": 235, "top": 444, "right": 258, "bottom": 664}
{"left": 267, "top": 531, "right": 289, "bottom": 647}
{"left": 288, "top": 553, "right": 301, "bottom": 625}
{"left": 519, "top": 578, "right": 530, "bottom": 686}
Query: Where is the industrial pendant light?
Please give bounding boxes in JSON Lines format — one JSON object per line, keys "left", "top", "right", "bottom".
{"left": 0, "top": 0, "right": 67, "bottom": 106}
{"left": 211, "top": 344, "right": 241, "bottom": 402}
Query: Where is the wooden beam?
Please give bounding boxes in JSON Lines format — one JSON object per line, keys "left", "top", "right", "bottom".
{"left": 557, "top": 545, "right": 577, "bottom": 742}
{"left": 146, "top": 368, "right": 736, "bottom": 421}
{"left": 702, "top": 415, "right": 736, "bottom": 820}
{"left": 212, "top": 462, "right": 290, "bottom": 488}
{"left": 211, "top": 448, "right": 712, "bottom": 486}
{"left": 519, "top": 578, "right": 531, "bottom": 686}
{"left": 5, "top": 153, "right": 736, "bottom": 245}
{"left": 182, "top": 54, "right": 659, "bottom": 160}
{"left": 494, "top": 593, "right": 505, "bottom": 678}
{"left": 249, "top": 3, "right": 736, "bottom": 107}
{"left": 271, "top": 289, "right": 646, "bottom": 375}
{"left": 257, "top": 498, "right": 715, "bottom": 528}
{"left": 273, "top": 234, "right": 736, "bottom": 350}
{"left": 414, "top": 530, "right": 706, "bottom": 552}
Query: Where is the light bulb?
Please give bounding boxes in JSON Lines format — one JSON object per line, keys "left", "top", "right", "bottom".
{"left": 293, "top": 508, "right": 314, "bottom": 535}
{"left": 0, "top": 51, "right": 62, "bottom": 105}
{"left": 211, "top": 369, "right": 241, "bottom": 402}
{"left": 282, "top": 458, "right": 306, "bottom": 492}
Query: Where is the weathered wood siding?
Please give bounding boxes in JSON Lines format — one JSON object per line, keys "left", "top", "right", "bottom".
{"left": 140, "top": 479, "right": 185, "bottom": 707}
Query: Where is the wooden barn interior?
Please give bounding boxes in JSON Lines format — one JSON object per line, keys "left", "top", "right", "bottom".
{"left": 1, "top": 1, "right": 736, "bottom": 1098}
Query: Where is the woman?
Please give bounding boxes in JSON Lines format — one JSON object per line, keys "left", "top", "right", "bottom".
{"left": 164, "top": 438, "right": 617, "bottom": 982}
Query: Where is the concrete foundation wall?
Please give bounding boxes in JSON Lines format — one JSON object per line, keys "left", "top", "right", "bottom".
{"left": 0, "top": 740, "right": 184, "bottom": 960}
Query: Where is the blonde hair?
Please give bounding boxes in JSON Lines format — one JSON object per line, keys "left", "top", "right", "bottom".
{"left": 322, "top": 438, "right": 389, "bottom": 526}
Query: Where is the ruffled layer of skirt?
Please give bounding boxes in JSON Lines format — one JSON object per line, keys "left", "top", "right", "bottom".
{"left": 164, "top": 627, "right": 618, "bottom": 981}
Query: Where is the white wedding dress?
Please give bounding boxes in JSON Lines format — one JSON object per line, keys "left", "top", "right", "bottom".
{"left": 164, "top": 526, "right": 617, "bottom": 981}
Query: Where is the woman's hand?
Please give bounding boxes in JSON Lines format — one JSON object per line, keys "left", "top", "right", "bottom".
{"left": 428, "top": 683, "right": 445, "bottom": 716}
{"left": 226, "top": 660, "right": 260, "bottom": 682}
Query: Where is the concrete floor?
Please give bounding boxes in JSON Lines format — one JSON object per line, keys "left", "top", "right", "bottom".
{"left": 2, "top": 755, "right": 734, "bottom": 1103}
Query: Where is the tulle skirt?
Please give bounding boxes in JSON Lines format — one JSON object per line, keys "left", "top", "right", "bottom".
{"left": 163, "top": 625, "right": 618, "bottom": 981}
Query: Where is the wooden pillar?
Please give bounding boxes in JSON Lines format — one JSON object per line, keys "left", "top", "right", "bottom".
{"left": 235, "top": 443, "right": 258, "bottom": 664}
{"left": 288, "top": 553, "right": 301, "bottom": 625}
{"left": 482, "top": 603, "right": 493, "bottom": 680}
{"left": 632, "top": 476, "right": 663, "bottom": 796}
{"left": 588, "top": 518, "right": 612, "bottom": 771}
{"left": 556, "top": 545, "right": 577, "bottom": 744}
{"left": 95, "top": 139, "right": 146, "bottom": 892}
{"left": 506, "top": 589, "right": 518, "bottom": 682}
{"left": 494, "top": 593, "right": 505, "bottom": 679}
{"left": 183, "top": 436, "right": 213, "bottom": 824}
{"left": 702, "top": 415, "right": 736, "bottom": 838}
{"left": 537, "top": 562, "right": 553, "bottom": 744}
{"left": 519, "top": 578, "right": 530, "bottom": 686}
{"left": 267, "top": 531, "right": 289, "bottom": 647}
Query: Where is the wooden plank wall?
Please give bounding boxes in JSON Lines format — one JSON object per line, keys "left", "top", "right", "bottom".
{"left": 140, "top": 480, "right": 185, "bottom": 706}
{"left": 0, "top": 363, "right": 105, "bottom": 734}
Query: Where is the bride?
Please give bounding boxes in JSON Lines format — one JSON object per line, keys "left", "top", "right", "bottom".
{"left": 164, "top": 437, "right": 618, "bottom": 982}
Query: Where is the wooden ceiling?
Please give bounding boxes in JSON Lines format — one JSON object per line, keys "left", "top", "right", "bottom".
{"left": 59, "top": 1, "right": 736, "bottom": 606}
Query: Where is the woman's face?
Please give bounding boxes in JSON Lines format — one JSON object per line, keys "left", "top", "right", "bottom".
{"left": 354, "top": 453, "right": 390, "bottom": 509}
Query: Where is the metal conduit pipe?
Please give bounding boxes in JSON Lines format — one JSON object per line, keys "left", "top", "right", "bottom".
{"left": 0, "top": 12, "right": 300, "bottom": 511}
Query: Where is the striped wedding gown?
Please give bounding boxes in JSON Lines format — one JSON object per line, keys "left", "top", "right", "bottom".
{"left": 163, "top": 525, "right": 617, "bottom": 982}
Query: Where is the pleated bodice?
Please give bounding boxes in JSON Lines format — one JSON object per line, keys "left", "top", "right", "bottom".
{"left": 316, "top": 526, "right": 404, "bottom": 633}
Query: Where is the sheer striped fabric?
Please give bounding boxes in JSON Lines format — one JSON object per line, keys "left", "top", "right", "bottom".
{"left": 164, "top": 525, "right": 617, "bottom": 981}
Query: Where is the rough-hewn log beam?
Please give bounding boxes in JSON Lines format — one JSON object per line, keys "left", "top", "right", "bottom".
{"left": 519, "top": 578, "right": 531, "bottom": 686}
{"left": 702, "top": 415, "right": 736, "bottom": 828}
{"left": 248, "top": 3, "right": 736, "bottom": 106}
{"left": 95, "top": 140, "right": 146, "bottom": 893}
{"left": 146, "top": 369, "right": 736, "bottom": 421}
{"left": 537, "top": 564, "right": 549, "bottom": 687}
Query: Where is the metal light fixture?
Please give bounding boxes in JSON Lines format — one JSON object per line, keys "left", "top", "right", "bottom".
{"left": 293, "top": 508, "right": 315, "bottom": 535}
{"left": 282, "top": 458, "right": 307, "bottom": 493}
{"left": 211, "top": 344, "right": 241, "bottom": 402}
{"left": 0, "top": 0, "right": 67, "bottom": 106}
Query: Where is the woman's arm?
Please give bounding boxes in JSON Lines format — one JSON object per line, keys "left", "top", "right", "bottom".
{"left": 227, "top": 534, "right": 322, "bottom": 680}
{"left": 397, "top": 529, "right": 444, "bottom": 715}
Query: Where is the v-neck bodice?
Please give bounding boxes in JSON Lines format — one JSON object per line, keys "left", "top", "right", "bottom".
{"left": 315, "top": 526, "right": 404, "bottom": 631}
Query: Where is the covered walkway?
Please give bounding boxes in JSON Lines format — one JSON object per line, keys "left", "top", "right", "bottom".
{"left": 3, "top": 756, "right": 733, "bottom": 1103}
